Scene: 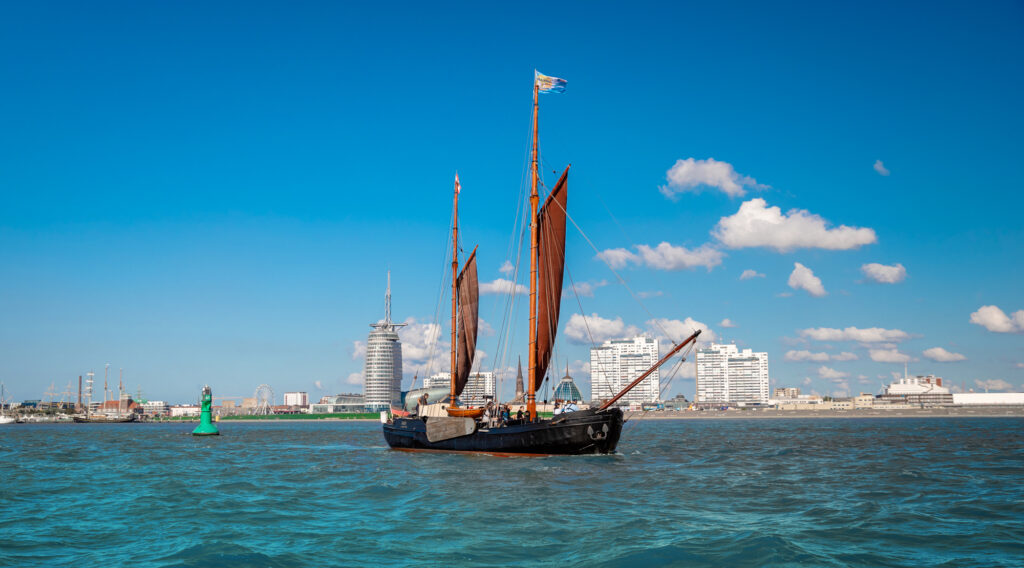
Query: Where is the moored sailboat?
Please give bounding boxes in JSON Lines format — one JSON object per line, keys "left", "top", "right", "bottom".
{"left": 382, "top": 71, "right": 701, "bottom": 455}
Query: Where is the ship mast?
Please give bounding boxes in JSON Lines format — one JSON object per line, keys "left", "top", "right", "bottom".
{"left": 450, "top": 174, "right": 460, "bottom": 408}
{"left": 527, "top": 79, "right": 540, "bottom": 419}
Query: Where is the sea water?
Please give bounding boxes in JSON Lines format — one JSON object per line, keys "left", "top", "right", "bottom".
{"left": 1, "top": 417, "right": 1021, "bottom": 567}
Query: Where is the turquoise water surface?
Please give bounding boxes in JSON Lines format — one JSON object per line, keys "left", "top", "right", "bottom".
{"left": 2, "top": 418, "right": 1022, "bottom": 567}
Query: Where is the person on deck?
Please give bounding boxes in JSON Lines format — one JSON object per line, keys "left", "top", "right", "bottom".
{"left": 563, "top": 400, "right": 579, "bottom": 413}
{"left": 516, "top": 407, "right": 524, "bottom": 421}
{"left": 553, "top": 401, "right": 562, "bottom": 416}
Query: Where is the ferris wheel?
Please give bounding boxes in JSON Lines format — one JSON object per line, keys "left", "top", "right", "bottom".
{"left": 253, "top": 384, "right": 274, "bottom": 415}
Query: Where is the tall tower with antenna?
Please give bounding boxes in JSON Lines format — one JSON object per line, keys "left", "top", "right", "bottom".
{"left": 85, "top": 372, "right": 94, "bottom": 415}
{"left": 363, "top": 271, "right": 407, "bottom": 412}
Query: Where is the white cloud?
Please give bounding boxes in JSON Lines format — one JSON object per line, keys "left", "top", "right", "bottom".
{"left": 480, "top": 278, "right": 528, "bottom": 295}
{"left": 861, "top": 263, "right": 907, "bottom": 284}
{"left": 346, "top": 372, "right": 363, "bottom": 385}
{"left": 597, "top": 242, "right": 724, "bottom": 271}
{"left": 786, "top": 350, "right": 858, "bottom": 362}
{"left": 974, "top": 379, "right": 1013, "bottom": 392}
{"left": 969, "top": 305, "right": 1024, "bottom": 333}
{"left": 595, "top": 248, "right": 637, "bottom": 270}
{"left": 818, "top": 366, "right": 849, "bottom": 379}
{"left": 869, "top": 348, "right": 912, "bottom": 363}
{"left": 564, "top": 313, "right": 639, "bottom": 344}
{"left": 637, "top": 290, "right": 663, "bottom": 299}
{"left": 788, "top": 263, "right": 826, "bottom": 297}
{"left": 351, "top": 340, "right": 366, "bottom": 360}
{"left": 800, "top": 327, "right": 910, "bottom": 343}
{"left": 923, "top": 347, "right": 967, "bottom": 362}
{"left": 397, "top": 318, "right": 446, "bottom": 376}
{"left": 712, "top": 198, "right": 877, "bottom": 252}
{"left": 776, "top": 292, "right": 793, "bottom": 298}
{"left": 873, "top": 160, "right": 890, "bottom": 176}
{"left": 786, "top": 350, "right": 831, "bottom": 362}
{"left": 1017, "top": 363, "right": 1024, "bottom": 369}
{"left": 719, "top": 318, "right": 737, "bottom": 328}
{"left": 478, "top": 318, "right": 495, "bottom": 337}
{"left": 675, "top": 360, "right": 697, "bottom": 379}
{"left": 659, "top": 157, "right": 766, "bottom": 199}
{"left": 739, "top": 269, "right": 765, "bottom": 280}
{"left": 565, "top": 280, "right": 608, "bottom": 298}
{"left": 802, "top": 377, "right": 813, "bottom": 386}
{"left": 499, "top": 260, "right": 514, "bottom": 275}
{"left": 856, "top": 374, "right": 871, "bottom": 384}
{"left": 314, "top": 380, "right": 325, "bottom": 390}
{"left": 636, "top": 242, "right": 724, "bottom": 271}
{"left": 646, "top": 317, "right": 717, "bottom": 343}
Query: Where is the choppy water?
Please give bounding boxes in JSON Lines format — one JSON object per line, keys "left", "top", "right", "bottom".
{"left": 1, "top": 417, "right": 1022, "bottom": 567}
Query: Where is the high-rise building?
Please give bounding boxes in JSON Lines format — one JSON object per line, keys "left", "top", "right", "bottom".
{"left": 696, "top": 343, "right": 769, "bottom": 404}
{"left": 424, "top": 371, "right": 495, "bottom": 407}
{"left": 363, "top": 273, "right": 406, "bottom": 412}
{"left": 283, "top": 392, "right": 309, "bottom": 406}
{"left": 590, "top": 336, "right": 660, "bottom": 406}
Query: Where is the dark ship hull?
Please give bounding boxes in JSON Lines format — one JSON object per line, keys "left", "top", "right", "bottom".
{"left": 72, "top": 415, "right": 138, "bottom": 423}
{"left": 383, "top": 407, "right": 623, "bottom": 455}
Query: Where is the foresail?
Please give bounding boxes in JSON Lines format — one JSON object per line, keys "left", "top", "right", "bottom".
{"left": 454, "top": 248, "right": 479, "bottom": 397}
{"left": 534, "top": 167, "right": 568, "bottom": 392}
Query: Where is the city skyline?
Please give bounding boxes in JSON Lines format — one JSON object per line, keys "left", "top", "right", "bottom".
{"left": 1, "top": 2, "right": 1022, "bottom": 402}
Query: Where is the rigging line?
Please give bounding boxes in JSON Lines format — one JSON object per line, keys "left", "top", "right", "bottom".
{"left": 565, "top": 268, "right": 597, "bottom": 349}
{"left": 490, "top": 189, "right": 528, "bottom": 403}
{"left": 545, "top": 193, "right": 679, "bottom": 346}
{"left": 424, "top": 203, "right": 457, "bottom": 381}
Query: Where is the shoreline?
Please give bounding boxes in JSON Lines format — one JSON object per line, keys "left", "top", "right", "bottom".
{"left": 624, "top": 407, "right": 1024, "bottom": 420}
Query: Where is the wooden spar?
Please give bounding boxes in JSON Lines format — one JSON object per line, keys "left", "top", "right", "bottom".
{"left": 450, "top": 174, "right": 460, "bottom": 409}
{"left": 527, "top": 78, "right": 540, "bottom": 419}
{"left": 598, "top": 329, "right": 702, "bottom": 411}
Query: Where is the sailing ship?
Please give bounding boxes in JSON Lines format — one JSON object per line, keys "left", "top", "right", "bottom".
{"left": 73, "top": 366, "right": 138, "bottom": 423}
{"left": 382, "top": 72, "right": 701, "bottom": 455}
{"left": 0, "top": 383, "right": 16, "bottom": 425}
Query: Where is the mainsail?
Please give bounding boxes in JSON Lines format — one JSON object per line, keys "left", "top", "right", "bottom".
{"left": 454, "top": 248, "right": 479, "bottom": 397}
{"left": 533, "top": 167, "right": 568, "bottom": 391}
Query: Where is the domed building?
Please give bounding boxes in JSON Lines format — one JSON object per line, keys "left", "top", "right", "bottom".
{"left": 552, "top": 364, "right": 583, "bottom": 403}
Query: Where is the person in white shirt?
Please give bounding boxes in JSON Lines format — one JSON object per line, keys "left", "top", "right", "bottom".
{"left": 563, "top": 401, "right": 578, "bottom": 413}
{"left": 552, "top": 401, "right": 562, "bottom": 416}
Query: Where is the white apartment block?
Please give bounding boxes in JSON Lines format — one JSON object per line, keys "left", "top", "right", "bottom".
{"left": 696, "top": 343, "right": 769, "bottom": 404}
{"left": 283, "top": 392, "right": 309, "bottom": 406}
{"left": 424, "top": 371, "right": 496, "bottom": 407}
{"left": 590, "top": 336, "right": 660, "bottom": 406}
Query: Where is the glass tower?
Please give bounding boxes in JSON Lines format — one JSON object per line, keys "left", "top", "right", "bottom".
{"left": 363, "top": 273, "right": 405, "bottom": 412}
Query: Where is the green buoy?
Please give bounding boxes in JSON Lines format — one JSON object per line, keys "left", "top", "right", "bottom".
{"left": 192, "top": 385, "right": 220, "bottom": 436}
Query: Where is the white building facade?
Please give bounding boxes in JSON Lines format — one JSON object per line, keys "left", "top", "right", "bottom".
{"left": 283, "top": 392, "right": 309, "bottom": 406}
{"left": 590, "top": 336, "right": 660, "bottom": 406}
{"left": 696, "top": 343, "right": 769, "bottom": 404}
{"left": 424, "top": 371, "right": 495, "bottom": 407}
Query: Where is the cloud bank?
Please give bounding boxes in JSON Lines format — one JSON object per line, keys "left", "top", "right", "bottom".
{"left": 713, "top": 198, "right": 877, "bottom": 252}
{"left": 659, "top": 158, "right": 766, "bottom": 199}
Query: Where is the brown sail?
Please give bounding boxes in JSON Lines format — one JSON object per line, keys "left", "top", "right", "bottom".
{"left": 533, "top": 167, "right": 568, "bottom": 392}
{"left": 454, "top": 248, "right": 479, "bottom": 397}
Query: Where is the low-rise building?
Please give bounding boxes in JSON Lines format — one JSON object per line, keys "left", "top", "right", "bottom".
{"left": 853, "top": 393, "right": 875, "bottom": 408}
{"left": 774, "top": 387, "right": 801, "bottom": 399}
{"left": 170, "top": 405, "right": 200, "bottom": 417}
{"left": 283, "top": 392, "right": 309, "bottom": 407}
{"left": 310, "top": 393, "right": 366, "bottom": 413}
{"left": 952, "top": 392, "right": 1024, "bottom": 405}
{"left": 141, "top": 400, "right": 169, "bottom": 416}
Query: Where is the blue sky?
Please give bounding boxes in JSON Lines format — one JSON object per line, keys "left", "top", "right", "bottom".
{"left": 1, "top": 1, "right": 1022, "bottom": 404}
